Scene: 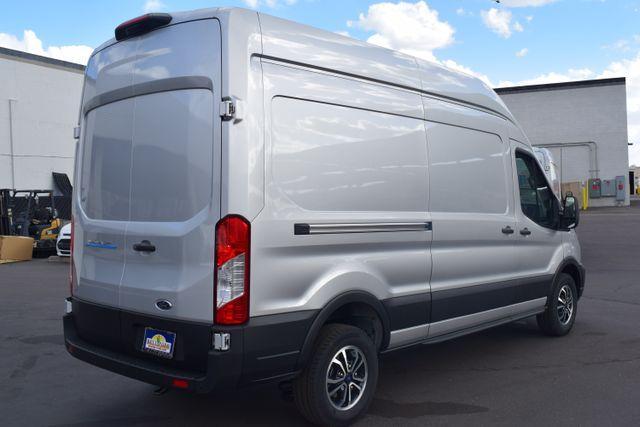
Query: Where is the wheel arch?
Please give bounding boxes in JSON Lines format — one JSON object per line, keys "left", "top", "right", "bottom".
{"left": 296, "top": 291, "right": 390, "bottom": 371}
{"left": 554, "top": 257, "right": 585, "bottom": 299}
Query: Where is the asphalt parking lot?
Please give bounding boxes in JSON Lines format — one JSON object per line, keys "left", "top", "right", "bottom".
{"left": 2, "top": 203, "right": 640, "bottom": 427}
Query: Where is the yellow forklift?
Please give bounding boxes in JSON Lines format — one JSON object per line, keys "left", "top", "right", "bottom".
{"left": 0, "top": 189, "right": 62, "bottom": 256}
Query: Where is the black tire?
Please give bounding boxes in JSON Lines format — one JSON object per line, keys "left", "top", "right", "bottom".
{"left": 293, "top": 324, "right": 378, "bottom": 426}
{"left": 537, "top": 273, "right": 578, "bottom": 336}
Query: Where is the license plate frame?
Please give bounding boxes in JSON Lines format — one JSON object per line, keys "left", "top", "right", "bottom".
{"left": 142, "top": 327, "right": 176, "bottom": 359}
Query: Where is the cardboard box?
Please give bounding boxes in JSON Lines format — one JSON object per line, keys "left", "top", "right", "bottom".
{"left": 0, "top": 236, "right": 34, "bottom": 261}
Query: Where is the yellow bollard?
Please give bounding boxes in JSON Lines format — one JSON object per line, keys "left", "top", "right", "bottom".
{"left": 582, "top": 186, "right": 588, "bottom": 210}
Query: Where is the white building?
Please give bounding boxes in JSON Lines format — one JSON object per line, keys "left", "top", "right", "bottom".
{"left": 496, "top": 78, "right": 630, "bottom": 207}
{"left": 0, "top": 47, "right": 84, "bottom": 191}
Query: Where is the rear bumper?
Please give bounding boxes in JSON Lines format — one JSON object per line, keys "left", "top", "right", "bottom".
{"left": 64, "top": 311, "right": 242, "bottom": 392}
{"left": 64, "top": 298, "right": 317, "bottom": 392}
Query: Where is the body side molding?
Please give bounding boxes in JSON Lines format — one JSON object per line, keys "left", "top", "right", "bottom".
{"left": 430, "top": 275, "right": 553, "bottom": 323}
{"left": 294, "top": 222, "right": 432, "bottom": 235}
{"left": 386, "top": 297, "right": 546, "bottom": 350}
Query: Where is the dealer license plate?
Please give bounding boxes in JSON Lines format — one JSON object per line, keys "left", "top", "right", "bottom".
{"left": 142, "top": 327, "right": 176, "bottom": 359}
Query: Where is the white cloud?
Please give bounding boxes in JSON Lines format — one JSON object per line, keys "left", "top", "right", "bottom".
{"left": 603, "top": 36, "right": 640, "bottom": 52}
{"left": 499, "top": 0, "right": 558, "bottom": 6}
{"left": 0, "top": 30, "right": 92, "bottom": 65}
{"left": 516, "top": 47, "right": 529, "bottom": 57}
{"left": 242, "top": 0, "right": 297, "bottom": 8}
{"left": 481, "top": 8, "right": 519, "bottom": 38}
{"left": 526, "top": 15, "right": 534, "bottom": 22}
{"left": 353, "top": 1, "right": 455, "bottom": 62}
{"left": 456, "top": 7, "right": 465, "bottom": 15}
{"left": 456, "top": 7, "right": 473, "bottom": 17}
{"left": 513, "top": 21, "right": 524, "bottom": 33}
{"left": 143, "top": 0, "right": 166, "bottom": 13}
{"left": 604, "top": 39, "right": 631, "bottom": 52}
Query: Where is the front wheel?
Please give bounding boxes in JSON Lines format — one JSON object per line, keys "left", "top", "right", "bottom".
{"left": 537, "top": 273, "right": 578, "bottom": 336}
{"left": 293, "top": 324, "right": 378, "bottom": 426}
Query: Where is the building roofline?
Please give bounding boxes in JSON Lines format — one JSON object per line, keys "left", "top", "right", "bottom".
{"left": 0, "top": 46, "right": 86, "bottom": 73}
{"left": 495, "top": 77, "right": 626, "bottom": 95}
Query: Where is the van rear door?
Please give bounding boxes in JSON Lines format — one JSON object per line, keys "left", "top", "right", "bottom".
{"left": 75, "top": 19, "right": 222, "bottom": 323}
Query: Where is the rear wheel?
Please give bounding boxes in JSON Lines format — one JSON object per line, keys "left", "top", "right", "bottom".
{"left": 293, "top": 324, "right": 378, "bottom": 426}
{"left": 537, "top": 273, "right": 578, "bottom": 336}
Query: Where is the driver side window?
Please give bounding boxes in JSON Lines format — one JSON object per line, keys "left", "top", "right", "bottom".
{"left": 516, "top": 151, "right": 558, "bottom": 229}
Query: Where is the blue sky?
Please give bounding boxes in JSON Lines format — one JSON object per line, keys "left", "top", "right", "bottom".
{"left": 1, "top": 0, "right": 640, "bottom": 163}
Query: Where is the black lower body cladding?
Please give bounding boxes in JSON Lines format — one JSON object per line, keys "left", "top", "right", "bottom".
{"left": 430, "top": 276, "right": 555, "bottom": 323}
{"left": 64, "top": 298, "right": 317, "bottom": 392}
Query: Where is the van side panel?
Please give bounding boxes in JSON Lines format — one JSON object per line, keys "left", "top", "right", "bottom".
{"left": 251, "top": 63, "right": 431, "bottom": 333}
{"left": 423, "top": 98, "right": 522, "bottom": 336}
{"left": 271, "top": 98, "right": 427, "bottom": 212}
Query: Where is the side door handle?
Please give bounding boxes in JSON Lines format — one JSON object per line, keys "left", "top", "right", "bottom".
{"left": 501, "top": 226, "right": 515, "bottom": 235}
{"left": 520, "top": 228, "right": 532, "bottom": 236}
{"left": 133, "top": 240, "right": 156, "bottom": 253}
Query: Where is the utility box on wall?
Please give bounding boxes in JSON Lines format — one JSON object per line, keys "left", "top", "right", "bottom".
{"left": 588, "top": 178, "right": 601, "bottom": 199}
{"left": 601, "top": 179, "right": 616, "bottom": 197}
{"left": 616, "top": 176, "right": 626, "bottom": 201}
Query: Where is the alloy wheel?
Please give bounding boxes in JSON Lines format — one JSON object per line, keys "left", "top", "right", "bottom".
{"left": 325, "top": 345, "right": 368, "bottom": 411}
{"left": 557, "top": 284, "right": 574, "bottom": 325}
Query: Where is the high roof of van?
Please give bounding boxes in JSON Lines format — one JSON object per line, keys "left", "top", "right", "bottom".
{"left": 92, "top": 7, "right": 514, "bottom": 122}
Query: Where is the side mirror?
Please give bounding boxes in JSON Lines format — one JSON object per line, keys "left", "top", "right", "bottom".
{"left": 560, "top": 192, "right": 579, "bottom": 230}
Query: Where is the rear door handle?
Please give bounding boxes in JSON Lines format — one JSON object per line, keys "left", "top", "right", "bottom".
{"left": 520, "top": 228, "right": 532, "bottom": 236}
{"left": 133, "top": 240, "right": 156, "bottom": 253}
{"left": 501, "top": 226, "right": 514, "bottom": 235}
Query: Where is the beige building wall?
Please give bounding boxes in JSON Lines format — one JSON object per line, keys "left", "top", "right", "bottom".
{"left": 0, "top": 47, "right": 84, "bottom": 191}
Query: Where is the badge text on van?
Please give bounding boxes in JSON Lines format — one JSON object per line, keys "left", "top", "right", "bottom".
{"left": 86, "top": 241, "right": 117, "bottom": 250}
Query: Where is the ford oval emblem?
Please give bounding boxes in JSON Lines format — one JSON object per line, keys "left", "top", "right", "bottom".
{"left": 155, "top": 300, "right": 172, "bottom": 311}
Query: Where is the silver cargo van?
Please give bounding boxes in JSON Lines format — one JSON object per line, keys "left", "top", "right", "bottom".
{"left": 64, "top": 8, "right": 585, "bottom": 426}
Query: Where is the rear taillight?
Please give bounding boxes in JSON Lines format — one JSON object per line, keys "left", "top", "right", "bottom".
{"left": 69, "top": 218, "right": 75, "bottom": 296}
{"left": 214, "top": 215, "right": 250, "bottom": 325}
